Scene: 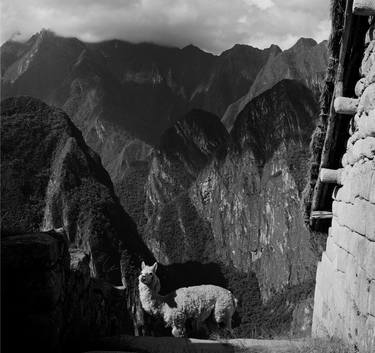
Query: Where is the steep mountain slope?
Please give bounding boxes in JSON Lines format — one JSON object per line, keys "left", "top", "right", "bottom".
{"left": 191, "top": 80, "right": 318, "bottom": 300}
{"left": 141, "top": 109, "right": 229, "bottom": 261}
{"left": 1, "top": 96, "right": 154, "bottom": 332}
{"left": 222, "top": 38, "right": 328, "bottom": 130}
{"left": 137, "top": 81, "right": 318, "bottom": 334}
{"left": 189, "top": 44, "right": 281, "bottom": 117}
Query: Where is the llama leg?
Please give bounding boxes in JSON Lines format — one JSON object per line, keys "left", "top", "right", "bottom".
{"left": 214, "top": 306, "right": 226, "bottom": 329}
{"left": 226, "top": 314, "right": 232, "bottom": 330}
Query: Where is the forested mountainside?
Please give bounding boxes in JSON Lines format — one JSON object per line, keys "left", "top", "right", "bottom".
{"left": 0, "top": 96, "right": 154, "bottom": 336}
{"left": 222, "top": 38, "right": 328, "bottom": 130}
{"left": 1, "top": 30, "right": 327, "bottom": 183}
{"left": 140, "top": 79, "right": 318, "bottom": 297}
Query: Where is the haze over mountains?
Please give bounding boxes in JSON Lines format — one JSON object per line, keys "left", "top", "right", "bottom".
{"left": 1, "top": 29, "right": 328, "bottom": 336}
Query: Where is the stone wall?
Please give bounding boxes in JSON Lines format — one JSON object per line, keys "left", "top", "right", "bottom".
{"left": 312, "top": 29, "right": 375, "bottom": 352}
{"left": 1, "top": 230, "right": 130, "bottom": 353}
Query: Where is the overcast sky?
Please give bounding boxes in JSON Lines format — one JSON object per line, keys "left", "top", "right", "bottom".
{"left": 1, "top": 0, "right": 330, "bottom": 54}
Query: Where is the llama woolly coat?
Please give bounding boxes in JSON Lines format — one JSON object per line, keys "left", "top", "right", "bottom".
{"left": 138, "top": 262, "right": 237, "bottom": 337}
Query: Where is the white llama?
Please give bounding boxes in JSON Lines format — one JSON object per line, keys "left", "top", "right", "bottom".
{"left": 138, "top": 261, "right": 238, "bottom": 337}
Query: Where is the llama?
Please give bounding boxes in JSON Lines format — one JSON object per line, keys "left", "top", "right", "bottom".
{"left": 138, "top": 261, "right": 237, "bottom": 337}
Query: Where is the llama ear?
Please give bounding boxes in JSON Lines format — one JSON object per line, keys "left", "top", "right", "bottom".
{"left": 141, "top": 261, "right": 146, "bottom": 270}
{"left": 152, "top": 262, "right": 158, "bottom": 272}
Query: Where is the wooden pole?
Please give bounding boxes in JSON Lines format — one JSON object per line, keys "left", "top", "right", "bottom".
{"left": 311, "top": 211, "right": 333, "bottom": 219}
{"left": 334, "top": 97, "right": 359, "bottom": 114}
{"left": 336, "top": 0, "right": 354, "bottom": 97}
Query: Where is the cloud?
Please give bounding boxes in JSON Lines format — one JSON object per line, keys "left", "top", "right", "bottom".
{"left": 0, "top": 0, "right": 330, "bottom": 53}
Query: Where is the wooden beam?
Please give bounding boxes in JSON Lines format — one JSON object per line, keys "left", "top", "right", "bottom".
{"left": 334, "top": 97, "right": 359, "bottom": 115}
{"left": 319, "top": 168, "right": 344, "bottom": 185}
{"left": 335, "top": 0, "right": 354, "bottom": 97}
{"left": 353, "top": 0, "right": 375, "bottom": 16}
{"left": 311, "top": 211, "right": 333, "bottom": 219}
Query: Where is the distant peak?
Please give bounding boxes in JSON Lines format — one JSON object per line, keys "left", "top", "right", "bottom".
{"left": 232, "top": 43, "right": 253, "bottom": 50}
{"left": 38, "top": 28, "right": 56, "bottom": 39}
{"left": 27, "top": 29, "right": 56, "bottom": 46}
{"left": 267, "top": 44, "right": 282, "bottom": 55}
{"left": 220, "top": 43, "right": 265, "bottom": 57}
{"left": 182, "top": 44, "right": 202, "bottom": 52}
{"left": 288, "top": 37, "right": 317, "bottom": 51}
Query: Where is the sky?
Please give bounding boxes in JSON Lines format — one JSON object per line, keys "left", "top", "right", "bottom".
{"left": 1, "top": 0, "right": 330, "bottom": 54}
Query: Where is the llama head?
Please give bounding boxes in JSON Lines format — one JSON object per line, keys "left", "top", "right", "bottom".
{"left": 139, "top": 262, "right": 160, "bottom": 291}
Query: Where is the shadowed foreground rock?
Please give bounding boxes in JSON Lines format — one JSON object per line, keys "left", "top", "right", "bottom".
{"left": 1, "top": 230, "right": 130, "bottom": 353}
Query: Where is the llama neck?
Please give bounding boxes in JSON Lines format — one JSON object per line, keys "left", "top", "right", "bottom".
{"left": 139, "top": 282, "right": 163, "bottom": 316}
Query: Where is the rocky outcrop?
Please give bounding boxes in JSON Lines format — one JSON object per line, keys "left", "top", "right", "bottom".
{"left": 1, "top": 97, "right": 154, "bottom": 335}
{"left": 222, "top": 39, "right": 328, "bottom": 131}
{"left": 2, "top": 230, "right": 69, "bottom": 353}
{"left": 1, "top": 230, "right": 131, "bottom": 353}
{"left": 312, "top": 32, "right": 375, "bottom": 352}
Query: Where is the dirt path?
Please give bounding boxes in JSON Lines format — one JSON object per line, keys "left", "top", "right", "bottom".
{"left": 85, "top": 335, "right": 304, "bottom": 353}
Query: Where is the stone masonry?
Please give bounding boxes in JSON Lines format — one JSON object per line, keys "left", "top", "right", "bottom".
{"left": 312, "top": 23, "right": 375, "bottom": 352}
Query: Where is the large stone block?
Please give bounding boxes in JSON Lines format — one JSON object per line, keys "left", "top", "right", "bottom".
{"left": 361, "top": 40, "right": 375, "bottom": 79}
{"left": 355, "top": 78, "right": 367, "bottom": 97}
{"left": 335, "top": 201, "right": 364, "bottom": 236}
{"left": 358, "top": 84, "right": 375, "bottom": 116}
{"left": 357, "top": 110, "right": 375, "bottom": 139}
{"left": 325, "top": 234, "right": 338, "bottom": 264}
{"left": 1, "top": 231, "right": 69, "bottom": 353}
{"left": 2, "top": 232, "right": 69, "bottom": 313}
{"left": 365, "top": 202, "right": 375, "bottom": 240}
{"left": 354, "top": 267, "right": 371, "bottom": 316}
{"left": 341, "top": 160, "right": 375, "bottom": 202}
{"left": 367, "top": 280, "right": 375, "bottom": 316}
{"left": 363, "top": 240, "right": 375, "bottom": 279}
{"left": 362, "top": 315, "right": 375, "bottom": 351}
{"left": 2, "top": 231, "right": 69, "bottom": 270}
{"left": 347, "top": 137, "right": 375, "bottom": 165}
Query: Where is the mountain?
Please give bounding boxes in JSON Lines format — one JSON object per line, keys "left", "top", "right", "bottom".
{"left": 222, "top": 38, "right": 328, "bottom": 130}
{"left": 0, "top": 96, "right": 154, "bottom": 332}
{"left": 119, "top": 80, "right": 319, "bottom": 336}
{"left": 142, "top": 79, "right": 318, "bottom": 293}
{"left": 1, "top": 31, "right": 327, "bottom": 200}
{"left": 1, "top": 30, "right": 274, "bottom": 142}
{"left": 193, "top": 80, "right": 318, "bottom": 298}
